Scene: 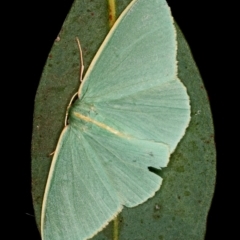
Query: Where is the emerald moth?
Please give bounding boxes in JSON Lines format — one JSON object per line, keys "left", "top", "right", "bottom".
{"left": 41, "top": 0, "right": 191, "bottom": 239}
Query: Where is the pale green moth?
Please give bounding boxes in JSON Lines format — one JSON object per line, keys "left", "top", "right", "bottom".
{"left": 41, "top": 0, "right": 191, "bottom": 239}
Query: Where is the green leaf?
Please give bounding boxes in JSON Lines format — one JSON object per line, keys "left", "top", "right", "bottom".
{"left": 31, "top": 0, "right": 216, "bottom": 239}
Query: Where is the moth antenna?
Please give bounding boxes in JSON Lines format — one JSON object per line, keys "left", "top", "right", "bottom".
{"left": 76, "top": 37, "right": 84, "bottom": 82}
{"left": 64, "top": 38, "right": 83, "bottom": 127}
{"left": 64, "top": 92, "right": 78, "bottom": 126}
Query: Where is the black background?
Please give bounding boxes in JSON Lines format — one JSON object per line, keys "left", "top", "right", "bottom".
{"left": 8, "top": 0, "right": 229, "bottom": 239}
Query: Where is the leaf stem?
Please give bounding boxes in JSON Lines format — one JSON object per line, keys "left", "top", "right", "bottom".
{"left": 113, "top": 216, "right": 119, "bottom": 240}
{"left": 108, "top": 0, "right": 116, "bottom": 28}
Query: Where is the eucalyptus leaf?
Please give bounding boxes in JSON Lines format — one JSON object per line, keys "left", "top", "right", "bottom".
{"left": 32, "top": 0, "right": 216, "bottom": 239}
